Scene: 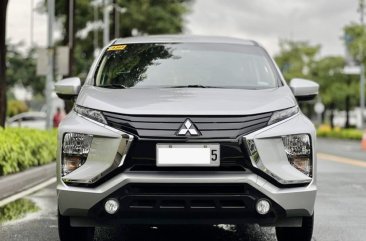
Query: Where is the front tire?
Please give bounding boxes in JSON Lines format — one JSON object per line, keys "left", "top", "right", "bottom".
{"left": 58, "top": 211, "right": 95, "bottom": 241}
{"left": 276, "top": 214, "right": 314, "bottom": 241}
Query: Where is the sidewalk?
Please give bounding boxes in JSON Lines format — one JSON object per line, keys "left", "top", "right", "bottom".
{"left": 317, "top": 138, "right": 366, "bottom": 162}
{"left": 0, "top": 163, "right": 56, "bottom": 202}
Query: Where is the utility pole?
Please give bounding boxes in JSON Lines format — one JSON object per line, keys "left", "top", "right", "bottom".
{"left": 91, "top": 0, "right": 103, "bottom": 57}
{"left": 115, "top": 6, "right": 126, "bottom": 38}
{"left": 111, "top": 0, "right": 116, "bottom": 40}
{"left": 115, "top": 3, "right": 119, "bottom": 38}
{"left": 94, "top": 4, "right": 98, "bottom": 51}
{"left": 30, "top": 0, "right": 34, "bottom": 46}
{"left": 102, "top": 1, "right": 126, "bottom": 46}
{"left": 68, "top": 0, "right": 75, "bottom": 76}
{"left": 46, "top": 0, "right": 55, "bottom": 129}
{"left": 359, "top": 0, "right": 366, "bottom": 129}
{"left": 103, "top": 0, "right": 111, "bottom": 46}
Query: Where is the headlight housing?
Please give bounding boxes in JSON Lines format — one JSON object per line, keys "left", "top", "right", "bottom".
{"left": 74, "top": 105, "right": 107, "bottom": 124}
{"left": 62, "top": 133, "right": 93, "bottom": 176}
{"left": 282, "top": 134, "right": 312, "bottom": 177}
{"left": 244, "top": 133, "right": 313, "bottom": 185}
{"left": 268, "top": 106, "right": 299, "bottom": 125}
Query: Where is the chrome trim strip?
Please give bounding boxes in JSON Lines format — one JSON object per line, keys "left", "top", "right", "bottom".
{"left": 75, "top": 111, "right": 124, "bottom": 135}
{"left": 117, "top": 133, "right": 134, "bottom": 167}
{"left": 62, "top": 113, "right": 134, "bottom": 185}
{"left": 243, "top": 137, "right": 311, "bottom": 185}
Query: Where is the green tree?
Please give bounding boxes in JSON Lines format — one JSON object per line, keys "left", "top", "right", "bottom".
{"left": 344, "top": 23, "right": 366, "bottom": 64}
{"left": 274, "top": 40, "right": 321, "bottom": 119}
{"left": 275, "top": 40, "right": 320, "bottom": 81}
{"left": 311, "top": 56, "right": 351, "bottom": 127}
{"left": 343, "top": 23, "right": 366, "bottom": 127}
{"left": 274, "top": 40, "right": 359, "bottom": 128}
{"left": 42, "top": 0, "right": 192, "bottom": 78}
{"left": 6, "top": 45, "right": 44, "bottom": 96}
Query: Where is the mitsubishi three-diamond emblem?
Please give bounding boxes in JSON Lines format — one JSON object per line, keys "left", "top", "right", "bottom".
{"left": 177, "top": 119, "right": 201, "bottom": 136}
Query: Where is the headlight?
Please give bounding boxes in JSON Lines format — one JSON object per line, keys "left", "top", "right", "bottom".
{"left": 74, "top": 105, "right": 107, "bottom": 124}
{"left": 268, "top": 106, "right": 299, "bottom": 125}
{"left": 282, "top": 134, "right": 312, "bottom": 177}
{"left": 62, "top": 133, "right": 93, "bottom": 176}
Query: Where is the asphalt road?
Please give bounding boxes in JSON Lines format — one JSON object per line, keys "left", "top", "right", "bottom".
{"left": 1, "top": 138, "right": 366, "bottom": 241}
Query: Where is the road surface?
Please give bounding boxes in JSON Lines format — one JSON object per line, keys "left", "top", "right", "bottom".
{"left": 0, "top": 138, "right": 365, "bottom": 241}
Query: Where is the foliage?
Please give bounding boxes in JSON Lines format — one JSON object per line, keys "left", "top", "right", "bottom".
{"left": 0, "top": 198, "right": 39, "bottom": 224}
{"left": 0, "top": 128, "right": 57, "bottom": 176}
{"left": 6, "top": 45, "right": 45, "bottom": 96}
{"left": 275, "top": 40, "right": 320, "bottom": 81}
{"left": 40, "top": 0, "right": 192, "bottom": 77}
{"left": 6, "top": 100, "right": 28, "bottom": 117}
{"left": 100, "top": 43, "right": 173, "bottom": 87}
{"left": 274, "top": 39, "right": 362, "bottom": 127}
{"left": 311, "top": 56, "right": 346, "bottom": 107}
{"left": 317, "top": 124, "right": 363, "bottom": 140}
{"left": 275, "top": 40, "right": 321, "bottom": 119}
{"left": 342, "top": 24, "right": 366, "bottom": 106}
{"left": 343, "top": 23, "right": 366, "bottom": 64}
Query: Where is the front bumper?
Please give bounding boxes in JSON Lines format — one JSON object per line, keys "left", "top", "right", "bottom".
{"left": 57, "top": 111, "right": 317, "bottom": 225}
{"left": 68, "top": 183, "right": 287, "bottom": 225}
{"left": 58, "top": 171, "right": 316, "bottom": 225}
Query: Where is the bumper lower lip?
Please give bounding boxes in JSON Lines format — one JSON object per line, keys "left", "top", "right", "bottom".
{"left": 83, "top": 183, "right": 286, "bottom": 225}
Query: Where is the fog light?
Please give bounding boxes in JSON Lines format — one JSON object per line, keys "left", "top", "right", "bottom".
{"left": 256, "top": 199, "right": 270, "bottom": 215}
{"left": 105, "top": 199, "right": 119, "bottom": 214}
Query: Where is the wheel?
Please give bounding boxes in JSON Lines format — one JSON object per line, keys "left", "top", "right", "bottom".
{"left": 276, "top": 214, "right": 314, "bottom": 241}
{"left": 58, "top": 211, "right": 95, "bottom": 241}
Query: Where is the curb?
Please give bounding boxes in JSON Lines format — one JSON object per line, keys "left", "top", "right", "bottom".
{"left": 0, "top": 177, "right": 56, "bottom": 207}
{"left": 0, "top": 162, "right": 56, "bottom": 204}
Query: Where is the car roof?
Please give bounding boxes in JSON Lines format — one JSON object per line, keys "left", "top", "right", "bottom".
{"left": 7, "top": 112, "right": 46, "bottom": 122}
{"left": 113, "top": 35, "right": 259, "bottom": 46}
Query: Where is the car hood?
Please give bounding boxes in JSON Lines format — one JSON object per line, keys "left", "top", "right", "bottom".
{"left": 76, "top": 86, "right": 296, "bottom": 115}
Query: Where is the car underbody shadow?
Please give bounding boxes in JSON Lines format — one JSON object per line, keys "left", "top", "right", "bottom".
{"left": 94, "top": 224, "right": 276, "bottom": 241}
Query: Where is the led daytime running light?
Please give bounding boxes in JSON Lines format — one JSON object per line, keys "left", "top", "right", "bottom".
{"left": 74, "top": 105, "right": 107, "bottom": 124}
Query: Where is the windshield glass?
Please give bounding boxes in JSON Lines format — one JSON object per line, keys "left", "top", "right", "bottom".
{"left": 95, "top": 43, "right": 279, "bottom": 89}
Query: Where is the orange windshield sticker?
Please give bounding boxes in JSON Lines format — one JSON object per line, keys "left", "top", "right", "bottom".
{"left": 107, "top": 45, "right": 127, "bottom": 51}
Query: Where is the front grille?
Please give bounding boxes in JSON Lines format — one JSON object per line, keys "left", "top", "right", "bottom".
{"left": 102, "top": 112, "right": 272, "bottom": 139}
{"left": 122, "top": 140, "right": 250, "bottom": 172}
{"left": 124, "top": 183, "right": 247, "bottom": 195}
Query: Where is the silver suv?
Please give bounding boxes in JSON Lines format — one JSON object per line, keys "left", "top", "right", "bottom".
{"left": 55, "top": 35, "right": 318, "bottom": 241}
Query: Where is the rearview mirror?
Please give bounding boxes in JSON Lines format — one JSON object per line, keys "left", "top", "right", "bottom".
{"left": 289, "top": 78, "right": 319, "bottom": 101}
{"left": 55, "top": 77, "right": 81, "bottom": 100}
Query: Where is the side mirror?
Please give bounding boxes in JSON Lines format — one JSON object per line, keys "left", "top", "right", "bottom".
{"left": 289, "top": 78, "right": 319, "bottom": 101}
{"left": 55, "top": 77, "right": 81, "bottom": 100}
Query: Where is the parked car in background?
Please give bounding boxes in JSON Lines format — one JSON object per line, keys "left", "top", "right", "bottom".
{"left": 6, "top": 112, "right": 46, "bottom": 129}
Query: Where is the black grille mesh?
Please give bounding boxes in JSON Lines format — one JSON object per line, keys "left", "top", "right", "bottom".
{"left": 102, "top": 112, "right": 272, "bottom": 139}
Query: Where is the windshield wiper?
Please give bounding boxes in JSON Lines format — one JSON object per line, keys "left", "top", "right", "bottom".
{"left": 99, "top": 84, "right": 127, "bottom": 89}
{"left": 169, "top": 85, "right": 218, "bottom": 88}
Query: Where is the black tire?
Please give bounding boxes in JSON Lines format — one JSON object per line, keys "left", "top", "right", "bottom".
{"left": 58, "top": 211, "right": 95, "bottom": 241}
{"left": 276, "top": 214, "right": 314, "bottom": 241}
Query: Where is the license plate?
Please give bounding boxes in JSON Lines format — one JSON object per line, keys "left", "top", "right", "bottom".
{"left": 156, "top": 144, "right": 220, "bottom": 167}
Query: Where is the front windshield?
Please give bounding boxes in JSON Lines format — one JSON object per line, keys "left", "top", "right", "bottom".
{"left": 95, "top": 43, "right": 279, "bottom": 89}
